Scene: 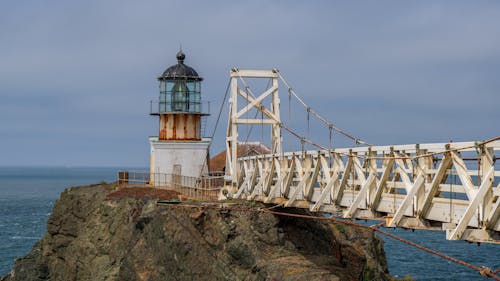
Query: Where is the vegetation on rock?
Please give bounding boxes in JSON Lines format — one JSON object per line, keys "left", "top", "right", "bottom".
{"left": 2, "top": 184, "right": 397, "bottom": 281}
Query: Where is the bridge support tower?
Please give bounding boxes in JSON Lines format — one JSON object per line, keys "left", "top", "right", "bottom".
{"left": 225, "top": 69, "right": 282, "bottom": 191}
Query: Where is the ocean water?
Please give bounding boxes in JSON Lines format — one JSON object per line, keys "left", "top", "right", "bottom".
{"left": 0, "top": 167, "right": 498, "bottom": 280}
{"left": 359, "top": 221, "right": 500, "bottom": 280}
{"left": 0, "top": 166, "right": 126, "bottom": 276}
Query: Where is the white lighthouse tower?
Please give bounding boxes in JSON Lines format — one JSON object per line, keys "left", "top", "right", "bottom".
{"left": 149, "top": 50, "right": 211, "bottom": 183}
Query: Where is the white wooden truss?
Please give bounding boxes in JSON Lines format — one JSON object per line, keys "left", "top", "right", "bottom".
{"left": 225, "top": 69, "right": 282, "bottom": 187}
{"left": 233, "top": 141, "right": 500, "bottom": 242}
{"left": 224, "top": 69, "right": 500, "bottom": 242}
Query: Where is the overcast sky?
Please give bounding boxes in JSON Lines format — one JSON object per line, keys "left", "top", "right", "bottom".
{"left": 0, "top": 1, "right": 499, "bottom": 167}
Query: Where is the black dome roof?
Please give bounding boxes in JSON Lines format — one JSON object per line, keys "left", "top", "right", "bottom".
{"left": 158, "top": 51, "right": 203, "bottom": 81}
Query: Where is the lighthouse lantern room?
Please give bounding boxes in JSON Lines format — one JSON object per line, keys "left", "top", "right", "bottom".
{"left": 149, "top": 51, "right": 211, "bottom": 182}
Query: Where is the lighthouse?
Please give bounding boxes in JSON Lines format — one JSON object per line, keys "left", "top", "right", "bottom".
{"left": 149, "top": 50, "right": 211, "bottom": 183}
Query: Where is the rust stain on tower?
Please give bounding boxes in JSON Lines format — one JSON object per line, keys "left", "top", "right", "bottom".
{"left": 159, "top": 114, "right": 201, "bottom": 141}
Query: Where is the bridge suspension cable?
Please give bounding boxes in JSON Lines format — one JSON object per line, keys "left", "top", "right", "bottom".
{"left": 230, "top": 68, "right": 500, "bottom": 163}
{"left": 233, "top": 69, "right": 500, "bottom": 163}
{"left": 232, "top": 71, "right": 500, "bottom": 162}
{"left": 279, "top": 75, "right": 499, "bottom": 163}
{"left": 332, "top": 136, "right": 500, "bottom": 161}
{"left": 232, "top": 68, "right": 371, "bottom": 153}
{"left": 225, "top": 68, "right": 500, "bottom": 245}
{"left": 234, "top": 73, "right": 328, "bottom": 151}
{"left": 199, "top": 78, "right": 231, "bottom": 176}
{"left": 163, "top": 202, "right": 500, "bottom": 280}
{"left": 276, "top": 70, "right": 372, "bottom": 146}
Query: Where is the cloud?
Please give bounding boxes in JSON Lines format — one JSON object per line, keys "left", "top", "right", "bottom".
{"left": 0, "top": 0, "right": 498, "bottom": 166}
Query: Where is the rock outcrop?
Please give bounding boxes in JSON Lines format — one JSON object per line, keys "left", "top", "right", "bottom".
{"left": 2, "top": 184, "right": 393, "bottom": 281}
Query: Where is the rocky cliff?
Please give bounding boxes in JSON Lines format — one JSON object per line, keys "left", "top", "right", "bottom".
{"left": 2, "top": 184, "right": 394, "bottom": 281}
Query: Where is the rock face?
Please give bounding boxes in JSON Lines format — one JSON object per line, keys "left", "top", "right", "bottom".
{"left": 2, "top": 184, "right": 392, "bottom": 281}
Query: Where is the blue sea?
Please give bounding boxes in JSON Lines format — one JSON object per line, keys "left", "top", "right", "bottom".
{"left": 0, "top": 167, "right": 498, "bottom": 280}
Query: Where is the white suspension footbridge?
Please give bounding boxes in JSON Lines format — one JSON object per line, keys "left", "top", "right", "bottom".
{"left": 223, "top": 68, "right": 500, "bottom": 244}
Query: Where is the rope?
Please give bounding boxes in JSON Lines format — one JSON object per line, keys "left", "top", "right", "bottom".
{"left": 280, "top": 123, "right": 327, "bottom": 150}
{"left": 198, "top": 78, "right": 231, "bottom": 176}
{"left": 210, "top": 79, "right": 231, "bottom": 141}
{"left": 261, "top": 109, "right": 264, "bottom": 145}
{"left": 288, "top": 88, "right": 291, "bottom": 123}
{"left": 449, "top": 167, "right": 453, "bottom": 222}
{"left": 392, "top": 165, "right": 396, "bottom": 212}
{"left": 307, "top": 107, "right": 310, "bottom": 138}
{"left": 233, "top": 70, "right": 499, "bottom": 163}
{"left": 301, "top": 138, "right": 305, "bottom": 157}
{"left": 478, "top": 156, "right": 482, "bottom": 187}
{"left": 276, "top": 71, "right": 372, "bottom": 146}
{"left": 329, "top": 125, "right": 333, "bottom": 150}
{"left": 245, "top": 84, "right": 249, "bottom": 142}
{"left": 351, "top": 157, "right": 355, "bottom": 201}
{"left": 372, "top": 227, "right": 500, "bottom": 280}
{"left": 161, "top": 202, "right": 500, "bottom": 280}
{"left": 327, "top": 136, "right": 500, "bottom": 161}
{"left": 265, "top": 126, "right": 498, "bottom": 171}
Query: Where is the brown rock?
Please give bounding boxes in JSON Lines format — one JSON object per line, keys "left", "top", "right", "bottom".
{"left": 2, "top": 184, "right": 394, "bottom": 281}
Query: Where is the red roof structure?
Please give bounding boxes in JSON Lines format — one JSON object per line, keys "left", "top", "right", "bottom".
{"left": 209, "top": 142, "right": 271, "bottom": 172}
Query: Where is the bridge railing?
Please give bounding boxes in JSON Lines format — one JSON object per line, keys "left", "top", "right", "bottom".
{"left": 232, "top": 139, "right": 500, "bottom": 242}
{"left": 117, "top": 170, "right": 223, "bottom": 201}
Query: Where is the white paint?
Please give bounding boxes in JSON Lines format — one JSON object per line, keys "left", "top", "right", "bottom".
{"left": 226, "top": 69, "right": 281, "bottom": 186}
{"left": 150, "top": 137, "right": 211, "bottom": 182}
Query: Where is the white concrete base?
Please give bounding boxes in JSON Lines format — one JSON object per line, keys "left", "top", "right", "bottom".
{"left": 149, "top": 137, "right": 211, "bottom": 183}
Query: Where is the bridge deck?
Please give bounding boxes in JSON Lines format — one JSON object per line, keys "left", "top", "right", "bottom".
{"left": 231, "top": 140, "right": 500, "bottom": 243}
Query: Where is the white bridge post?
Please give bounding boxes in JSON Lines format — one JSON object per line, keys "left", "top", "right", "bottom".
{"left": 225, "top": 69, "right": 281, "bottom": 192}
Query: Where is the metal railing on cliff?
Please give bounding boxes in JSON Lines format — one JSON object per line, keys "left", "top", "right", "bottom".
{"left": 117, "top": 170, "right": 224, "bottom": 201}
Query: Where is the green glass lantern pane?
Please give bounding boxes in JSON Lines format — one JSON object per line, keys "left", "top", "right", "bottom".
{"left": 166, "top": 81, "right": 176, "bottom": 92}
{"left": 186, "top": 82, "right": 196, "bottom": 92}
{"left": 160, "top": 92, "right": 167, "bottom": 102}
